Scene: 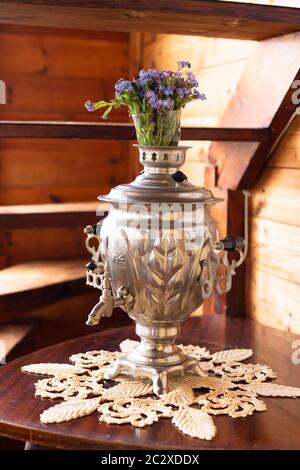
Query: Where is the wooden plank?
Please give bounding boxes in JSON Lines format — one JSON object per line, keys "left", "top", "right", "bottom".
{"left": 209, "top": 33, "right": 300, "bottom": 190}
{"left": 250, "top": 217, "right": 300, "bottom": 285}
{"left": 267, "top": 115, "right": 300, "bottom": 168}
{"left": 0, "top": 139, "right": 129, "bottom": 189}
{"left": 0, "top": 185, "right": 110, "bottom": 205}
{"left": 0, "top": 24, "right": 128, "bottom": 40}
{"left": 143, "top": 33, "right": 256, "bottom": 71}
{"left": 0, "top": 31, "right": 128, "bottom": 79}
{"left": 0, "top": 202, "right": 108, "bottom": 229}
{"left": 0, "top": 258, "right": 87, "bottom": 314}
{"left": 0, "top": 1, "right": 300, "bottom": 40}
{"left": 246, "top": 268, "right": 300, "bottom": 334}
{"left": 0, "top": 75, "right": 128, "bottom": 121}
{"left": 1, "top": 227, "right": 88, "bottom": 265}
{"left": 250, "top": 168, "right": 300, "bottom": 226}
{"left": 0, "top": 121, "right": 269, "bottom": 142}
{"left": 268, "top": 146, "right": 300, "bottom": 169}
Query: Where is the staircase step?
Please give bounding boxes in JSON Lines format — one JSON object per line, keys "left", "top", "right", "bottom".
{"left": 0, "top": 258, "right": 88, "bottom": 320}
{"left": 0, "top": 321, "right": 34, "bottom": 363}
{"left": 0, "top": 201, "right": 108, "bottom": 229}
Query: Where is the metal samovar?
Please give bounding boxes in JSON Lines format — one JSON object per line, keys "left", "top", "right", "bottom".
{"left": 84, "top": 145, "right": 247, "bottom": 394}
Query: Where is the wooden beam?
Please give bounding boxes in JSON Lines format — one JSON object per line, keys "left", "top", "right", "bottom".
{"left": 0, "top": 1, "right": 300, "bottom": 40}
{"left": 0, "top": 121, "right": 269, "bottom": 142}
{"left": 0, "top": 202, "right": 108, "bottom": 229}
{"left": 209, "top": 32, "right": 300, "bottom": 190}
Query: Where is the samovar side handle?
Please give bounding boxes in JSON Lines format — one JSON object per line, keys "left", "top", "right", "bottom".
{"left": 84, "top": 225, "right": 134, "bottom": 326}
{"left": 213, "top": 190, "right": 249, "bottom": 295}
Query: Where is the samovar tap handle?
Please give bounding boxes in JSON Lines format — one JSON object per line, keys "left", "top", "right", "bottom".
{"left": 86, "top": 272, "right": 114, "bottom": 325}
{"left": 86, "top": 272, "right": 135, "bottom": 326}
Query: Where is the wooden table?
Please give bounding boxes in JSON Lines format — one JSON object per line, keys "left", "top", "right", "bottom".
{"left": 0, "top": 315, "right": 299, "bottom": 450}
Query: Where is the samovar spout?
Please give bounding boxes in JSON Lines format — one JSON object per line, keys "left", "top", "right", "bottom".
{"left": 86, "top": 299, "right": 112, "bottom": 325}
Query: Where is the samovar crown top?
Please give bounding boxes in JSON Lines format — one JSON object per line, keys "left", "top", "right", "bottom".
{"left": 99, "top": 145, "right": 223, "bottom": 205}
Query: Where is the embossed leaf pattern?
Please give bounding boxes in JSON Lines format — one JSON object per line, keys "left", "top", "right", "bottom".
{"left": 172, "top": 406, "right": 217, "bottom": 440}
{"left": 146, "top": 237, "right": 184, "bottom": 309}
{"left": 40, "top": 398, "right": 100, "bottom": 424}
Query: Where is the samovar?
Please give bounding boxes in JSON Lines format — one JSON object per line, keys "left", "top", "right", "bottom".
{"left": 84, "top": 145, "right": 247, "bottom": 394}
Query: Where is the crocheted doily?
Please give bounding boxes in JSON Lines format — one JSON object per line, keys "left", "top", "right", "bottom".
{"left": 22, "top": 340, "right": 300, "bottom": 441}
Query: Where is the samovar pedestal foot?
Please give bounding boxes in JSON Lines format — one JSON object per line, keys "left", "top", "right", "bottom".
{"left": 104, "top": 323, "right": 206, "bottom": 394}
{"left": 104, "top": 355, "right": 206, "bottom": 395}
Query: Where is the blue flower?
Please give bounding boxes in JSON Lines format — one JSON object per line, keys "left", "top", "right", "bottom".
{"left": 187, "top": 72, "right": 198, "bottom": 87}
{"left": 176, "top": 61, "right": 191, "bottom": 70}
{"left": 164, "top": 85, "right": 175, "bottom": 96}
{"left": 84, "top": 100, "right": 97, "bottom": 112}
{"left": 115, "top": 79, "right": 134, "bottom": 95}
{"left": 176, "top": 87, "right": 189, "bottom": 98}
{"left": 193, "top": 90, "right": 207, "bottom": 101}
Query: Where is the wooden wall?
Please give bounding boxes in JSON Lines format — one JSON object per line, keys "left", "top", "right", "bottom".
{"left": 0, "top": 26, "right": 130, "bottom": 206}
{"left": 0, "top": 26, "right": 130, "bottom": 266}
{"left": 247, "top": 116, "right": 300, "bottom": 334}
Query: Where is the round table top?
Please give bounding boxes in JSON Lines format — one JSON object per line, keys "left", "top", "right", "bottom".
{"left": 0, "top": 315, "right": 299, "bottom": 450}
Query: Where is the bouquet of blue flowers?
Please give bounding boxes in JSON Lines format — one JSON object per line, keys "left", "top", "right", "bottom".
{"left": 85, "top": 61, "right": 206, "bottom": 146}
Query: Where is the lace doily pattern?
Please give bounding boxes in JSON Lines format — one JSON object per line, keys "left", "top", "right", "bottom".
{"left": 22, "top": 341, "right": 300, "bottom": 441}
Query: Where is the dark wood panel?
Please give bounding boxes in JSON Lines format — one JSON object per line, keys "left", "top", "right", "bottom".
{"left": 0, "top": 1, "right": 300, "bottom": 40}
{"left": 0, "top": 316, "right": 299, "bottom": 449}
{"left": 0, "top": 121, "right": 269, "bottom": 142}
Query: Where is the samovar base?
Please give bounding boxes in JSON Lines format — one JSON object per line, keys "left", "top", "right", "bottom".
{"left": 104, "top": 355, "right": 205, "bottom": 395}
{"left": 103, "top": 322, "right": 206, "bottom": 395}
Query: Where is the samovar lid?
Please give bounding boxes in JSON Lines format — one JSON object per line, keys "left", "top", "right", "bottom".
{"left": 99, "top": 146, "right": 223, "bottom": 205}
